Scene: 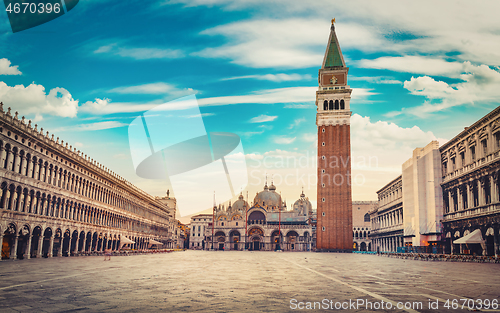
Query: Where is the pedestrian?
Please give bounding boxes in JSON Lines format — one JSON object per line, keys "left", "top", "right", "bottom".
{"left": 104, "top": 248, "right": 111, "bottom": 261}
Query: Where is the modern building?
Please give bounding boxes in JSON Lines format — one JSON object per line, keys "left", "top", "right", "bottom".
{"left": 0, "top": 104, "right": 173, "bottom": 260}
{"left": 316, "top": 20, "right": 353, "bottom": 251}
{"left": 440, "top": 106, "right": 500, "bottom": 256}
{"left": 207, "top": 183, "right": 315, "bottom": 251}
{"left": 370, "top": 176, "right": 404, "bottom": 253}
{"left": 352, "top": 201, "right": 376, "bottom": 251}
{"left": 370, "top": 142, "right": 443, "bottom": 253}
{"left": 402, "top": 141, "right": 443, "bottom": 250}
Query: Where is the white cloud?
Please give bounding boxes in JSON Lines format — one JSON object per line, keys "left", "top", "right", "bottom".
{"left": 388, "top": 62, "right": 500, "bottom": 117}
{"left": 0, "top": 59, "right": 21, "bottom": 75}
{"left": 302, "top": 133, "right": 316, "bottom": 142}
{"left": 199, "top": 86, "right": 316, "bottom": 106}
{"left": 249, "top": 114, "right": 277, "bottom": 123}
{"left": 93, "top": 43, "right": 183, "bottom": 60}
{"left": 358, "top": 56, "right": 465, "bottom": 77}
{"left": 289, "top": 117, "right": 305, "bottom": 129}
{"left": 274, "top": 136, "right": 296, "bottom": 144}
{"left": 349, "top": 76, "right": 402, "bottom": 85}
{"left": 51, "top": 121, "right": 127, "bottom": 132}
{"left": 223, "top": 73, "right": 312, "bottom": 82}
{"left": 263, "top": 149, "right": 304, "bottom": 158}
{"left": 0, "top": 82, "right": 78, "bottom": 118}
{"left": 283, "top": 103, "right": 313, "bottom": 109}
{"left": 108, "top": 82, "right": 196, "bottom": 96}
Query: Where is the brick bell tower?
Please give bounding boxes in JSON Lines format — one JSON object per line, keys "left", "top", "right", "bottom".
{"left": 316, "top": 20, "right": 353, "bottom": 252}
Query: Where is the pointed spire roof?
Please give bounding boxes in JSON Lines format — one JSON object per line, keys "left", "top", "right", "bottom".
{"left": 322, "top": 21, "right": 346, "bottom": 69}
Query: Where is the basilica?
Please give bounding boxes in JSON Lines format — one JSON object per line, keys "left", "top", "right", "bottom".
{"left": 206, "top": 182, "right": 315, "bottom": 251}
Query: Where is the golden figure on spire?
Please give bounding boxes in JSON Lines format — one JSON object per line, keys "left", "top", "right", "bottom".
{"left": 331, "top": 18, "right": 336, "bottom": 24}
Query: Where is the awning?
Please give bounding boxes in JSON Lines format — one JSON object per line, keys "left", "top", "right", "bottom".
{"left": 453, "top": 229, "right": 484, "bottom": 244}
{"left": 120, "top": 236, "right": 135, "bottom": 244}
{"left": 149, "top": 239, "right": 163, "bottom": 245}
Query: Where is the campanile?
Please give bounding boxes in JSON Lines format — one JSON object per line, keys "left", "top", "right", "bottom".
{"left": 316, "top": 20, "right": 353, "bottom": 251}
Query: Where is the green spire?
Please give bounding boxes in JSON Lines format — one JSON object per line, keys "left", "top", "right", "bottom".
{"left": 323, "top": 24, "right": 345, "bottom": 68}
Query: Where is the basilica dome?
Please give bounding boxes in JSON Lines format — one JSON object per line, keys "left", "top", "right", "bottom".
{"left": 253, "top": 183, "right": 282, "bottom": 211}
{"left": 293, "top": 190, "right": 312, "bottom": 215}
{"left": 231, "top": 194, "right": 248, "bottom": 213}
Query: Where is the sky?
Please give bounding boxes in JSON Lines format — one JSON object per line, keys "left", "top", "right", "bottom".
{"left": 1, "top": 0, "right": 500, "bottom": 221}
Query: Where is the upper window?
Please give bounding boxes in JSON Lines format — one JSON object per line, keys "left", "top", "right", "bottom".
{"left": 323, "top": 100, "right": 328, "bottom": 111}
{"left": 364, "top": 213, "right": 370, "bottom": 222}
{"left": 340, "top": 100, "right": 345, "bottom": 110}
{"left": 334, "top": 100, "right": 339, "bottom": 110}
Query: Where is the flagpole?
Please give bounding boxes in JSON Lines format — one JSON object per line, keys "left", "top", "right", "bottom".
{"left": 212, "top": 191, "right": 215, "bottom": 251}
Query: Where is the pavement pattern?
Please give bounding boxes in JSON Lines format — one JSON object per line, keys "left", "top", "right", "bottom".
{"left": 0, "top": 251, "right": 499, "bottom": 312}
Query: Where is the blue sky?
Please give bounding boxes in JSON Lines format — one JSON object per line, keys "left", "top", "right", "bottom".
{"left": 1, "top": 0, "right": 500, "bottom": 218}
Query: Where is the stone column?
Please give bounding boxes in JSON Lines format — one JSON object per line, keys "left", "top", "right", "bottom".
{"left": 37, "top": 236, "right": 43, "bottom": 258}
{"left": 48, "top": 235, "right": 54, "bottom": 257}
{"left": 33, "top": 161, "right": 39, "bottom": 179}
{"left": 478, "top": 179, "right": 484, "bottom": 206}
{"left": 491, "top": 175, "right": 498, "bottom": 203}
{"left": 467, "top": 183, "right": 473, "bottom": 208}
{"left": 27, "top": 158, "right": 34, "bottom": 178}
{"left": 0, "top": 147, "right": 5, "bottom": 167}
{"left": 12, "top": 152, "right": 20, "bottom": 173}
{"left": 57, "top": 239, "right": 63, "bottom": 257}
{"left": 0, "top": 232, "right": 3, "bottom": 261}
{"left": 494, "top": 229, "right": 499, "bottom": 258}
{"left": 25, "top": 235, "right": 32, "bottom": 259}
{"left": 5, "top": 150, "right": 14, "bottom": 171}
{"left": 20, "top": 156, "right": 27, "bottom": 175}
{"left": 10, "top": 235, "right": 18, "bottom": 260}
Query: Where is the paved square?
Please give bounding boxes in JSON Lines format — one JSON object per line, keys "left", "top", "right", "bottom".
{"left": 0, "top": 251, "right": 499, "bottom": 312}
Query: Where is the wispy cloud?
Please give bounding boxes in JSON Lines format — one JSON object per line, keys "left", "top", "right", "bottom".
{"left": 51, "top": 121, "right": 127, "bottom": 132}
{"left": 249, "top": 114, "right": 278, "bottom": 123}
{"left": 93, "top": 42, "right": 183, "bottom": 60}
{"left": 222, "top": 73, "right": 312, "bottom": 82}
{"left": 108, "top": 82, "right": 196, "bottom": 96}
{"left": 274, "top": 136, "right": 296, "bottom": 144}
{"left": 289, "top": 117, "right": 305, "bottom": 129}
{"left": 0, "top": 58, "right": 21, "bottom": 75}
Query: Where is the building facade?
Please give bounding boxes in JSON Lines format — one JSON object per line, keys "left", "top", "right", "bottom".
{"left": 190, "top": 213, "right": 212, "bottom": 250}
{"left": 352, "top": 201, "right": 376, "bottom": 251}
{"left": 208, "top": 183, "right": 315, "bottom": 251}
{"left": 402, "top": 141, "right": 443, "bottom": 250}
{"left": 370, "top": 176, "right": 404, "bottom": 253}
{"left": 440, "top": 106, "right": 500, "bottom": 256}
{"left": 0, "top": 104, "right": 173, "bottom": 260}
{"left": 316, "top": 21, "right": 353, "bottom": 251}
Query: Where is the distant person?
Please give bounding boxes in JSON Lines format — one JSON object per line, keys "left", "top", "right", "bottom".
{"left": 104, "top": 248, "right": 111, "bottom": 261}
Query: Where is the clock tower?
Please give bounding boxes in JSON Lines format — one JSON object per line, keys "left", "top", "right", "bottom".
{"left": 316, "top": 21, "right": 353, "bottom": 251}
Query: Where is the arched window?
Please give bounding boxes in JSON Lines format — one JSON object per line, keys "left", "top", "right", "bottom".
{"left": 335, "top": 100, "right": 339, "bottom": 110}
{"left": 328, "top": 100, "right": 333, "bottom": 110}
{"left": 340, "top": 99, "right": 345, "bottom": 110}
{"left": 323, "top": 100, "right": 328, "bottom": 110}
{"left": 364, "top": 213, "right": 370, "bottom": 222}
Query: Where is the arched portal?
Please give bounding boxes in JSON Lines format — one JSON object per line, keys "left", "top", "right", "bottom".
{"left": 42, "top": 228, "right": 52, "bottom": 258}
{"left": 62, "top": 229, "right": 71, "bottom": 256}
{"left": 2, "top": 223, "right": 17, "bottom": 259}
{"left": 286, "top": 230, "right": 299, "bottom": 251}
{"left": 229, "top": 230, "right": 240, "bottom": 251}
{"left": 52, "top": 228, "right": 62, "bottom": 257}
{"left": 31, "top": 226, "right": 42, "bottom": 258}
{"left": 271, "top": 230, "right": 282, "bottom": 251}
{"left": 215, "top": 231, "right": 225, "bottom": 250}
{"left": 70, "top": 230, "right": 78, "bottom": 255}
{"left": 248, "top": 227, "right": 264, "bottom": 251}
{"left": 360, "top": 242, "right": 367, "bottom": 251}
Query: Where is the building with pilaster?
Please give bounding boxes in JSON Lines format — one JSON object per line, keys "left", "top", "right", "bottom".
{"left": 440, "top": 106, "right": 500, "bottom": 256}
{"left": 0, "top": 104, "right": 173, "bottom": 260}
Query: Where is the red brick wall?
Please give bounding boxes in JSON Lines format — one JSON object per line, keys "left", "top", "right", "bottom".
{"left": 317, "top": 124, "right": 353, "bottom": 250}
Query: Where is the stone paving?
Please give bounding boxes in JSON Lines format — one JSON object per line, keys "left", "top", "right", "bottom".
{"left": 0, "top": 251, "right": 499, "bottom": 312}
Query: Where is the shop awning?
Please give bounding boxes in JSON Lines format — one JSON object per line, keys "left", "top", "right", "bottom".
{"left": 149, "top": 239, "right": 163, "bottom": 245}
{"left": 120, "top": 236, "right": 135, "bottom": 244}
{"left": 453, "top": 229, "right": 484, "bottom": 244}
